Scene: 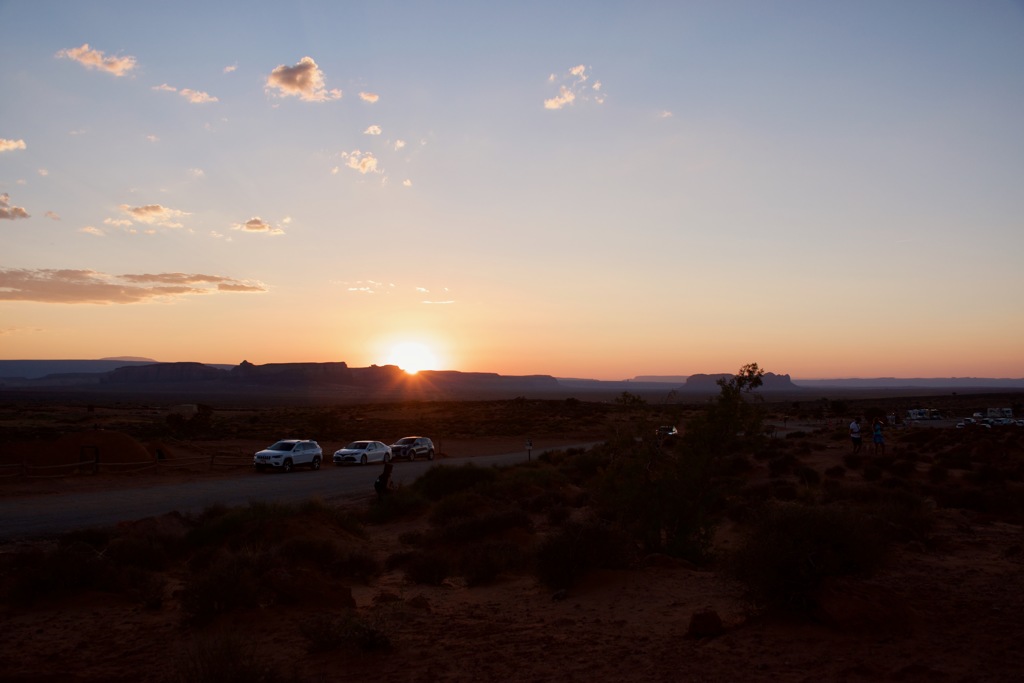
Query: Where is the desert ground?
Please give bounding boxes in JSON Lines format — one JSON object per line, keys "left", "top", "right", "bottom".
{"left": 1, "top": 394, "right": 1022, "bottom": 682}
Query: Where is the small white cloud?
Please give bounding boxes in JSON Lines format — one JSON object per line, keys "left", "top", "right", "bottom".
{"left": 189, "top": 168, "right": 205, "bottom": 179}
{"left": 232, "top": 216, "right": 285, "bottom": 235}
{"left": 80, "top": 226, "right": 104, "bottom": 236}
{"left": 37, "top": 169, "right": 48, "bottom": 176}
{"left": 394, "top": 139, "right": 406, "bottom": 150}
{"left": 402, "top": 179, "right": 412, "bottom": 187}
{"left": 103, "top": 217, "right": 133, "bottom": 228}
{"left": 223, "top": 64, "right": 237, "bottom": 74}
{"left": 659, "top": 110, "right": 673, "bottom": 118}
{"left": 153, "top": 83, "right": 177, "bottom": 92}
{"left": 179, "top": 88, "right": 218, "bottom": 104}
{"left": 265, "top": 56, "right": 341, "bottom": 102}
{"left": 57, "top": 44, "right": 137, "bottom": 76}
{"left": 118, "top": 203, "right": 190, "bottom": 226}
{"left": 146, "top": 135, "right": 159, "bottom": 143}
{"left": 359, "top": 92, "right": 379, "bottom": 103}
{"left": 0, "top": 138, "right": 27, "bottom": 153}
{"left": 45, "top": 211, "right": 60, "bottom": 220}
{"left": 343, "top": 150, "right": 380, "bottom": 175}
{"left": 330, "top": 166, "right": 340, "bottom": 175}
{"left": 364, "top": 125, "right": 382, "bottom": 136}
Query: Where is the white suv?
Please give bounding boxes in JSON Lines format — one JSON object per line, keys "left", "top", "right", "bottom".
{"left": 254, "top": 439, "right": 322, "bottom": 473}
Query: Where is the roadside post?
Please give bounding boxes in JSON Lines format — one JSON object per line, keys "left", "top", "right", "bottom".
{"left": 526, "top": 438, "right": 532, "bottom": 461}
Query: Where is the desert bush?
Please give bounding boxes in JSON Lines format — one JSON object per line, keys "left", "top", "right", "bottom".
{"left": 300, "top": 609, "right": 391, "bottom": 653}
{"left": 729, "top": 502, "right": 888, "bottom": 611}
{"left": 364, "top": 487, "right": 428, "bottom": 524}
{"left": 180, "top": 550, "right": 263, "bottom": 624}
{"left": 535, "top": 519, "right": 634, "bottom": 589}
{"left": 402, "top": 550, "right": 452, "bottom": 585}
{"left": 433, "top": 507, "right": 534, "bottom": 544}
{"left": 460, "top": 540, "right": 529, "bottom": 586}
{"left": 174, "top": 631, "right": 296, "bottom": 683}
{"left": 412, "top": 463, "right": 498, "bottom": 501}
{"left": 428, "top": 491, "right": 490, "bottom": 526}
{"left": 796, "top": 466, "right": 821, "bottom": 486}
{"left": 186, "top": 501, "right": 292, "bottom": 549}
{"left": 2, "top": 543, "right": 115, "bottom": 605}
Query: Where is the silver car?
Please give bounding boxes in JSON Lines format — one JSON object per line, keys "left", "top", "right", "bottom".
{"left": 333, "top": 440, "right": 392, "bottom": 466}
{"left": 254, "top": 439, "right": 322, "bottom": 473}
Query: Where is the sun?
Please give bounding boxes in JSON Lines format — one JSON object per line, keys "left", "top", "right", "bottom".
{"left": 386, "top": 342, "right": 439, "bottom": 375}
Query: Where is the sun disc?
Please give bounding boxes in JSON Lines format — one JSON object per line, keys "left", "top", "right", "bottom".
{"left": 387, "top": 342, "right": 438, "bottom": 374}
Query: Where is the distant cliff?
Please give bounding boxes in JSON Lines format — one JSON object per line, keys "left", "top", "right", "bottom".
{"left": 683, "top": 372, "right": 798, "bottom": 391}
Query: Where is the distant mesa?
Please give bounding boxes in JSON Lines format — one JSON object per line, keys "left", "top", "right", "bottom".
{"left": 100, "top": 356, "right": 158, "bottom": 362}
{"left": 683, "top": 372, "right": 797, "bottom": 391}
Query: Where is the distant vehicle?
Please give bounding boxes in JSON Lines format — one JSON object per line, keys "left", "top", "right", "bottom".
{"left": 389, "top": 436, "right": 435, "bottom": 461}
{"left": 253, "top": 439, "right": 322, "bottom": 473}
{"left": 656, "top": 426, "right": 678, "bottom": 437}
{"left": 333, "top": 440, "right": 392, "bottom": 466}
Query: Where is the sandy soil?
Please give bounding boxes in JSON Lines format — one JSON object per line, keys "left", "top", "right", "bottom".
{"left": 1, "top": 409, "right": 1023, "bottom": 682}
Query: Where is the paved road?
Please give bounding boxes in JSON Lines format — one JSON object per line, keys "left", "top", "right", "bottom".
{"left": 0, "top": 445, "right": 598, "bottom": 539}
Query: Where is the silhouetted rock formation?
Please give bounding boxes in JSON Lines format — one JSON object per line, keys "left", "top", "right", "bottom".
{"left": 683, "top": 372, "right": 798, "bottom": 391}
{"left": 103, "top": 362, "right": 226, "bottom": 384}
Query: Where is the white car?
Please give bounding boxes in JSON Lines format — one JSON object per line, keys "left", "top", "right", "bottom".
{"left": 333, "top": 440, "right": 392, "bottom": 466}
{"left": 254, "top": 439, "right": 322, "bottom": 473}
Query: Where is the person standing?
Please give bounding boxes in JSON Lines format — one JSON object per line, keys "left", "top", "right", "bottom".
{"left": 872, "top": 418, "right": 886, "bottom": 455}
{"left": 849, "top": 418, "right": 862, "bottom": 454}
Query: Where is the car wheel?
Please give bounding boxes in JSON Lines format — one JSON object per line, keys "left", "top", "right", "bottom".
{"left": 427, "top": 449, "right": 434, "bottom": 461}
{"left": 282, "top": 459, "right": 293, "bottom": 473}
{"left": 360, "top": 454, "right": 367, "bottom": 465}
{"left": 311, "top": 456, "right": 321, "bottom": 471}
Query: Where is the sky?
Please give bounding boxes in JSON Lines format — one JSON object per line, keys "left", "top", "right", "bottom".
{"left": 1, "top": 1, "right": 1023, "bottom": 380}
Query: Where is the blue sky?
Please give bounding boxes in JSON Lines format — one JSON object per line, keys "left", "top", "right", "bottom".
{"left": 2, "top": 1, "right": 1023, "bottom": 379}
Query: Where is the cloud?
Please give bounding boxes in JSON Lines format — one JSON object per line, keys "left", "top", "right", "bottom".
{"left": 189, "top": 168, "right": 205, "bottom": 179}
{"left": 79, "top": 226, "right": 104, "bottom": 236}
{"left": 364, "top": 125, "right": 382, "bottom": 135}
{"left": 146, "top": 134, "right": 159, "bottom": 143}
{"left": 403, "top": 179, "right": 412, "bottom": 187}
{"left": 45, "top": 211, "right": 60, "bottom": 220}
{"left": 544, "top": 64, "right": 606, "bottom": 109}
{"left": 232, "top": 216, "right": 285, "bottom": 235}
{"left": 0, "top": 326, "right": 43, "bottom": 337}
{"left": 422, "top": 300, "right": 455, "bottom": 305}
{"left": 0, "top": 193, "right": 30, "bottom": 220}
{"left": 155, "top": 84, "right": 219, "bottom": 104}
{"left": 118, "top": 203, "right": 189, "bottom": 227}
{"left": 659, "top": 110, "right": 673, "bottom": 118}
{"left": 0, "top": 268, "right": 266, "bottom": 304}
{"left": 56, "top": 44, "right": 136, "bottom": 76}
{"left": 394, "top": 139, "right": 406, "bottom": 150}
{"left": 0, "top": 138, "right": 27, "bottom": 153}
{"left": 103, "top": 217, "right": 133, "bottom": 228}
{"left": 359, "top": 92, "right": 379, "bottom": 103}
{"left": 265, "top": 56, "right": 341, "bottom": 102}
{"left": 342, "top": 150, "right": 380, "bottom": 175}
{"left": 37, "top": 169, "right": 48, "bottom": 176}
{"left": 223, "top": 64, "right": 237, "bottom": 74}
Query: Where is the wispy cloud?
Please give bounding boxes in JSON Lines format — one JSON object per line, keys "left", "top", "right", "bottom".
{"left": 223, "top": 64, "right": 237, "bottom": 74}
{"left": 232, "top": 217, "right": 285, "bottom": 235}
{"left": 56, "top": 44, "right": 136, "bottom": 77}
{"left": 0, "top": 193, "right": 30, "bottom": 220}
{"left": 364, "top": 125, "right": 382, "bottom": 135}
{"left": 359, "top": 92, "right": 379, "bottom": 103}
{"left": 153, "top": 84, "right": 219, "bottom": 104}
{"left": 44, "top": 211, "right": 60, "bottom": 220}
{"left": 265, "top": 56, "right": 341, "bottom": 102}
{"left": 0, "top": 268, "right": 266, "bottom": 303}
{"left": 0, "top": 138, "right": 27, "bottom": 153}
{"left": 118, "top": 203, "right": 189, "bottom": 227}
{"left": 79, "top": 226, "right": 104, "bottom": 236}
{"left": 544, "top": 64, "right": 605, "bottom": 110}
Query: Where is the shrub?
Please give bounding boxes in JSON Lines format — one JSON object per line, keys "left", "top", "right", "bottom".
{"left": 180, "top": 551, "right": 263, "bottom": 624}
{"left": 535, "top": 519, "right": 633, "bottom": 589}
{"left": 364, "top": 487, "right": 428, "bottom": 524}
{"left": 412, "top": 463, "right": 498, "bottom": 501}
{"left": 300, "top": 610, "right": 391, "bottom": 653}
{"left": 174, "top": 631, "right": 295, "bottom": 683}
{"left": 460, "top": 540, "right": 528, "bottom": 586}
{"left": 433, "top": 508, "right": 533, "bottom": 544}
{"left": 729, "top": 503, "right": 887, "bottom": 612}
{"left": 402, "top": 550, "right": 452, "bottom": 585}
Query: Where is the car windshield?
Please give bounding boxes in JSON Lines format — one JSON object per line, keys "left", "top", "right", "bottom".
{"left": 396, "top": 438, "right": 415, "bottom": 445}
{"left": 268, "top": 442, "right": 297, "bottom": 451}
{"left": 345, "top": 442, "right": 369, "bottom": 450}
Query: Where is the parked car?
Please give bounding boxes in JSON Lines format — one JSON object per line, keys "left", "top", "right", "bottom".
{"left": 253, "top": 439, "right": 322, "bottom": 473}
{"left": 389, "top": 436, "right": 435, "bottom": 461}
{"left": 333, "top": 440, "right": 392, "bottom": 466}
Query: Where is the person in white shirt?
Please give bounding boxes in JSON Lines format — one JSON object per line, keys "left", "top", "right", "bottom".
{"left": 849, "top": 418, "right": 862, "bottom": 454}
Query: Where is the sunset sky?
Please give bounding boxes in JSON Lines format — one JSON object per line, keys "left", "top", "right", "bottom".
{"left": 2, "top": 1, "right": 1022, "bottom": 380}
